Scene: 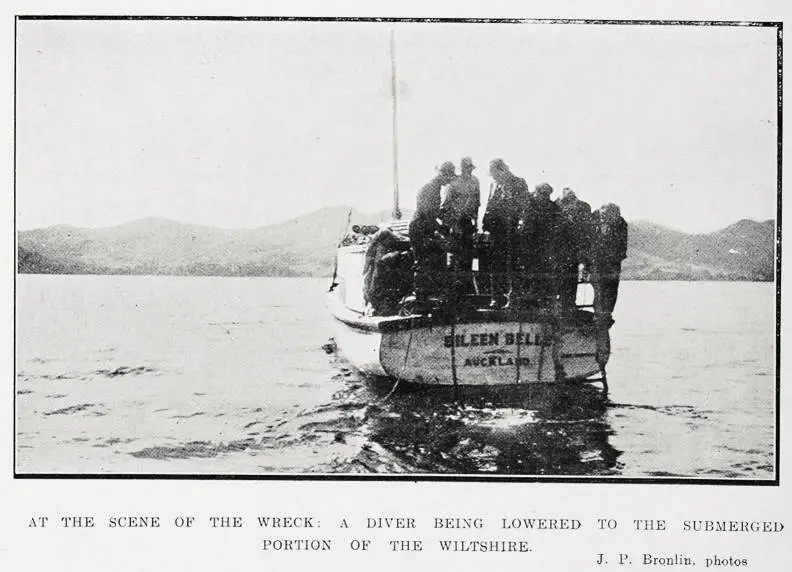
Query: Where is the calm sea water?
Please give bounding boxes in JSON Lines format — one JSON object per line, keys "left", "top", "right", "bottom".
{"left": 15, "top": 276, "right": 775, "bottom": 478}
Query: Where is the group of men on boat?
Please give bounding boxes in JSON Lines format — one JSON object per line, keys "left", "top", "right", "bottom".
{"left": 362, "top": 157, "right": 628, "bottom": 321}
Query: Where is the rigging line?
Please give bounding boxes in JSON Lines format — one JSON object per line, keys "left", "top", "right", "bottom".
{"left": 338, "top": 208, "right": 352, "bottom": 247}
{"left": 450, "top": 310, "right": 459, "bottom": 402}
{"left": 328, "top": 208, "right": 352, "bottom": 292}
{"left": 390, "top": 29, "right": 401, "bottom": 220}
{"left": 551, "top": 311, "right": 564, "bottom": 383}
{"left": 379, "top": 317, "right": 414, "bottom": 403}
{"left": 446, "top": 260, "right": 460, "bottom": 401}
{"left": 537, "top": 318, "right": 548, "bottom": 384}
{"left": 515, "top": 315, "right": 522, "bottom": 385}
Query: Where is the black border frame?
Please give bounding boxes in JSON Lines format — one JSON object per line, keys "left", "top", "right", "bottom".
{"left": 12, "top": 16, "right": 784, "bottom": 485}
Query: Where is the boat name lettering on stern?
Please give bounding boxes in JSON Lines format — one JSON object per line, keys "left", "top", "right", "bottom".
{"left": 463, "top": 356, "right": 531, "bottom": 367}
{"left": 444, "top": 332, "right": 552, "bottom": 348}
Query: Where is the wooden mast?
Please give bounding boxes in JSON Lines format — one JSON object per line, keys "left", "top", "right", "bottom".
{"left": 390, "top": 29, "right": 402, "bottom": 220}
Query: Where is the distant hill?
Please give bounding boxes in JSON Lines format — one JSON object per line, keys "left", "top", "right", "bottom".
{"left": 17, "top": 209, "right": 775, "bottom": 281}
{"left": 623, "top": 219, "right": 775, "bottom": 281}
{"left": 17, "top": 207, "right": 400, "bottom": 278}
{"left": 17, "top": 245, "right": 98, "bottom": 275}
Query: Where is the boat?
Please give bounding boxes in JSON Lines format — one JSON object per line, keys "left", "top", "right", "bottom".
{"left": 326, "top": 32, "right": 612, "bottom": 392}
{"left": 327, "top": 225, "right": 610, "bottom": 390}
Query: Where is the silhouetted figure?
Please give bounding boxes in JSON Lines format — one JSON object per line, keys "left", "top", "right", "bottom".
{"left": 482, "top": 158, "right": 530, "bottom": 308}
{"left": 519, "top": 182, "right": 562, "bottom": 305}
{"left": 441, "top": 157, "right": 480, "bottom": 298}
{"left": 589, "top": 203, "right": 628, "bottom": 317}
{"left": 555, "top": 188, "right": 593, "bottom": 312}
{"left": 409, "top": 161, "right": 456, "bottom": 305}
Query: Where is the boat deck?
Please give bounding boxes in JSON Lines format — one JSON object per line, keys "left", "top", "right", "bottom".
{"left": 328, "top": 288, "right": 598, "bottom": 333}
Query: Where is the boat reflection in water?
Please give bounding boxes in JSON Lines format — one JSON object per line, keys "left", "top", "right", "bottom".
{"left": 333, "top": 370, "right": 622, "bottom": 475}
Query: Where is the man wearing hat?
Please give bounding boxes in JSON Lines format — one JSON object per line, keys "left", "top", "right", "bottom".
{"left": 409, "top": 161, "right": 457, "bottom": 305}
{"left": 441, "top": 157, "right": 480, "bottom": 296}
{"left": 482, "top": 158, "right": 530, "bottom": 308}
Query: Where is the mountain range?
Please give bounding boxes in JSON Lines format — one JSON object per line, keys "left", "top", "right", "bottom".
{"left": 17, "top": 207, "right": 775, "bottom": 281}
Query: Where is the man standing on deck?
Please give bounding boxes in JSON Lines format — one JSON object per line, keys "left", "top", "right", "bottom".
{"left": 483, "top": 159, "right": 530, "bottom": 308}
{"left": 588, "top": 202, "right": 628, "bottom": 370}
{"left": 519, "top": 182, "right": 562, "bottom": 305}
{"left": 409, "top": 161, "right": 457, "bottom": 306}
{"left": 441, "top": 157, "right": 480, "bottom": 297}
{"left": 589, "top": 203, "right": 629, "bottom": 317}
{"left": 555, "top": 187, "right": 593, "bottom": 312}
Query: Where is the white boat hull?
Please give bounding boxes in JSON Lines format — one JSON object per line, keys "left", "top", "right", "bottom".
{"left": 329, "top": 292, "right": 603, "bottom": 386}
{"left": 333, "top": 318, "right": 387, "bottom": 377}
{"left": 379, "top": 321, "right": 599, "bottom": 386}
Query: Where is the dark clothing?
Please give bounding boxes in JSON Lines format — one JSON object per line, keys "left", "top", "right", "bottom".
{"left": 441, "top": 174, "right": 480, "bottom": 297}
{"left": 589, "top": 213, "right": 628, "bottom": 315}
{"left": 453, "top": 218, "right": 476, "bottom": 269}
{"left": 590, "top": 212, "right": 628, "bottom": 266}
{"left": 557, "top": 196, "right": 593, "bottom": 262}
{"left": 409, "top": 217, "right": 446, "bottom": 302}
{"left": 482, "top": 173, "right": 530, "bottom": 303}
{"left": 556, "top": 259, "right": 580, "bottom": 311}
{"left": 363, "top": 229, "right": 412, "bottom": 315}
{"left": 363, "top": 229, "right": 398, "bottom": 303}
{"left": 590, "top": 268, "right": 621, "bottom": 317}
{"left": 370, "top": 251, "right": 413, "bottom": 315}
{"left": 410, "top": 175, "right": 450, "bottom": 302}
{"left": 442, "top": 174, "right": 480, "bottom": 224}
{"left": 415, "top": 176, "right": 444, "bottom": 222}
{"left": 483, "top": 173, "right": 529, "bottom": 231}
{"left": 555, "top": 196, "right": 593, "bottom": 309}
{"left": 519, "top": 195, "right": 562, "bottom": 302}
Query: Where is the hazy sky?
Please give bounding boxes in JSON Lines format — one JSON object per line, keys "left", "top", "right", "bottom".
{"left": 17, "top": 19, "right": 778, "bottom": 232}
